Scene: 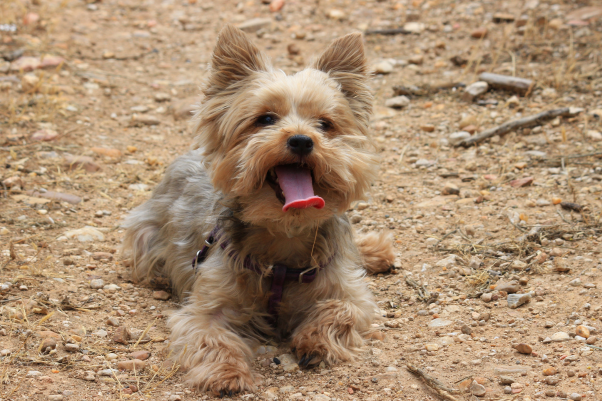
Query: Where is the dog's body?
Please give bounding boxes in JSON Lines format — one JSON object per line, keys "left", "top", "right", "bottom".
{"left": 122, "top": 26, "right": 394, "bottom": 394}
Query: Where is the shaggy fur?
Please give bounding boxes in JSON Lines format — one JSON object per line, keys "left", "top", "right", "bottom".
{"left": 122, "top": 25, "right": 395, "bottom": 395}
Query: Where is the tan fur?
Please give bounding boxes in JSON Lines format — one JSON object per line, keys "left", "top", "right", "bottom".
{"left": 355, "top": 231, "right": 396, "bottom": 274}
{"left": 121, "top": 25, "right": 393, "bottom": 395}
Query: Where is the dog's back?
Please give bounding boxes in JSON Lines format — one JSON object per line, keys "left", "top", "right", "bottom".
{"left": 121, "top": 148, "right": 219, "bottom": 296}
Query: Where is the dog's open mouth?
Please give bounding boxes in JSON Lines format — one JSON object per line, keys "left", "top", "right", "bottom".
{"left": 266, "top": 164, "right": 325, "bottom": 212}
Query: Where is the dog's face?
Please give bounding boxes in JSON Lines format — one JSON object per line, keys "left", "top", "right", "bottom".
{"left": 192, "top": 26, "right": 378, "bottom": 235}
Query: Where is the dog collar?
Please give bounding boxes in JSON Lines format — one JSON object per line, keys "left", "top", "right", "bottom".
{"left": 192, "top": 225, "right": 336, "bottom": 327}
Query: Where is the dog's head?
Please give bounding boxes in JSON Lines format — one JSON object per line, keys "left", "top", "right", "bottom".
{"left": 193, "top": 25, "right": 378, "bottom": 234}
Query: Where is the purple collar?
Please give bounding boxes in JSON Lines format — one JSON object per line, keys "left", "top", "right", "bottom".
{"left": 192, "top": 225, "right": 336, "bottom": 327}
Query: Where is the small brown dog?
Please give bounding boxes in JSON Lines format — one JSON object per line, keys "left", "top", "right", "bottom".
{"left": 122, "top": 25, "right": 394, "bottom": 395}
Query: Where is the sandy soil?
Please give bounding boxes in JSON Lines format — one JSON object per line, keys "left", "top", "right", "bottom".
{"left": 1, "top": 0, "right": 602, "bottom": 400}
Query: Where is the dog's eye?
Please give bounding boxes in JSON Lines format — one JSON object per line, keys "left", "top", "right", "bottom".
{"left": 256, "top": 114, "right": 277, "bottom": 127}
{"left": 318, "top": 119, "right": 333, "bottom": 131}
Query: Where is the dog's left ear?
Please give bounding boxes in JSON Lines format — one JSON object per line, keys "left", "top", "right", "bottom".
{"left": 313, "top": 33, "right": 372, "bottom": 125}
{"left": 206, "top": 25, "right": 269, "bottom": 95}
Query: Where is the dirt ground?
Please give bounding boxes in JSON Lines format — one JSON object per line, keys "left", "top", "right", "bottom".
{"left": 1, "top": 0, "right": 602, "bottom": 400}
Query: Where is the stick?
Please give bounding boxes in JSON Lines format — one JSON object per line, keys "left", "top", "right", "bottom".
{"left": 479, "top": 72, "right": 533, "bottom": 94}
{"left": 457, "top": 108, "right": 570, "bottom": 147}
{"left": 406, "top": 363, "right": 462, "bottom": 401}
{"left": 365, "top": 28, "right": 411, "bottom": 35}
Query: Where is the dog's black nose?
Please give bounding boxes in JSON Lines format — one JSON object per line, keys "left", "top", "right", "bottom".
{"left": 287, "top": 135, "right": 313, "bottom": 156}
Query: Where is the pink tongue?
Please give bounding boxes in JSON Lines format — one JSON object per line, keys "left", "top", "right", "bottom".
{"left": 275, "top": 165, "right": 325, "bottom": 212}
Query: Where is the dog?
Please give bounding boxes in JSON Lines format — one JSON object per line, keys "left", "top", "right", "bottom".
{"left": 122, "top": 25, "right": 395, "bottom": 395}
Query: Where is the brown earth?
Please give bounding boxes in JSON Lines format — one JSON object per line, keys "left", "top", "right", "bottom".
{"left": 1, "top": 0, "right": 602, "bottom": 400}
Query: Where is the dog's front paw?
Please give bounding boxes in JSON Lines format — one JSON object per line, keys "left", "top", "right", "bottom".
{"left": 291, "top": 300, "right": 365, "bottom": 369}
{"left": 187, "top": 361, "right": 257, "bottom": 396}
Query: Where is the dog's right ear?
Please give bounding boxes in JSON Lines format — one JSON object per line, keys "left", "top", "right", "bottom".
{"left": 205, "top": 25, "right": 268, "bottom": 94}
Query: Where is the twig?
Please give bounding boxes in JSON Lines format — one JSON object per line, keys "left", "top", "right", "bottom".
{"left": 457, "top": 108, "right": 571, "bottom": 147}
{"left": 406, "top": 363, "right": 462, "bottom": 401}
{"left": 434, "top": 229, "right": 458, "bottom": 248}
{"left": 365, "top": 28, "right": 411, "bottom": 35}
{"left": 556, "top": 210, "right": 572, "bottom": 225}
{"left": 586, "top": 344, "right": 602, "bottom": 351}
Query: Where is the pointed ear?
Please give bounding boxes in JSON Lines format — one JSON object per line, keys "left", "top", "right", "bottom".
{"left": 314, "top": 32, "right": 368, "bottom": 77}
{"left": 206, "top": 25, "right": 269, "bottom": 93}
{"left": 313, "top": 33, "right": 372, "bottom": 127}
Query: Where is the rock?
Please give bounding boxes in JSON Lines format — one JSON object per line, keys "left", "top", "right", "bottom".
{"left": 63, "top": 226, "right": 105, "bottom": 242}
{"left": 373, "top": 61, "right": 393, "bottom": 74}
{"left": 385, "top": 96, "right": 410, "bottom": 109}
{"left": 64, "top": 343, "right": 79, "bottom": 352}
{"left": 441, "top": 183, "right": 460, "bottom": 195}
{"left": 507, "top": 293, "right": 531, "bottom": 309}
{"left": 586, "top": 130, "right": 602, "bottom": 142}
{"left": 420, "top": 124, "right": 435, "bottom": 132}
{"left": 89, "top": 279, "right": 104, "bottom": 289}
{"left": 40, "top": 55, "right": 65, "bottom": 69}
{"left": 25, "top": 190, "right": 81, "bottom": 204}
{"left": 586, "top": 336, "right": 597, "bottom": 345}
{"left": 91, "top": 147, "right": 122, "bottom": 158}
{"left": 64, "top": 154, "right": 101, "bottom": 172}
{"left": 287, "top": 43, "right": 300, "bottom": 56}
{"left": 461, "top": 325, "right": 472, "bottom": 335}
{"left": 107, "top": 317, "right": 120, "bottom": 327}
{"left": 499, "top": 376, "right": 514, "bottom": 384}
{"left": 27, "top": 370, "right": 42, "bottom": 377}
{"left": 509, "top": 177, "right": 534, "bottom": 187}
{"left": 543, "top": 367, "right": 557, "bottom": 376}
{"left": 154, "top": 92, "right": 171, "bottom": 102}
{"left": 550, "top": 332, "right": 570, "bottom": 342}
{"left": 449, "top": 131, "right": 471, "bottom": 146}
{"left": 40, "top": 337, "right": 58, "bottom": 352}
{"left": 493, "top": 13, "right": 515, "bottom": 23}
{"left": 117, "top": 359, "right": 146, "bottom": 371}
{"left": 425, "top": 343, "right": 439, "bottom": 351}
{"left": 428, "top": 318, "right": 452, "bottom": 328}
{"left": 130, "top": 114, "right": 160, "bottom": 126}
{"left": 10, "top": 56, "right": 41, "bottom": 72}
{"left": 129, "top": 350, "right": 151, "bottom": 360}
{"left": 408, "top": 54, "right": 424, "bottom": 65}
{"left": 21, "top": 73, "right": 40, "bottom": 91}
{"left": 515, "top": 343, "right": 532, "bottom": 354}
{"left": 575, "top": 325, "right": 590, "bottom": 339}
{"left": 481, "top": 293, "right": 493, "bottom": 302}
{"left": 31, "top": 129, "right": 58, "bottom": 142}
{"left": 495, "top": 280, "right": 520, "bottom": 294}
{"left": 113, "top": 326, "right": 131, "bottom": 344}
{"left": 471, "top": 28, "right": 488, "bottom": 39}
{"left": 435, "top": 254, "right": 458, "bottom": 268}
{"left": 152, "top": 290, "right": 171, "bottom": 300}
{"left": 92, "top": 329, "right": 108, "bottom": 337}
{"left": 404, "top": 22, "right": 425, "bottom": 33}
{"left": 2, "top": 176, "right": 23, "bottom": 189}
{"left": 568, "top": 393, "right": 582, "bottom": 401}
{"left": 98, "top": 369, "right": 118, "bottom": 376}
{"left": 327, "top": 9, "right": 346, "bottom": 20}
{"left": 463, "top": 81, "right": 488, "bottom": 101}
{"left": 238, "top": 18, "right": 272, "bottom": 33}
{"left": 470, "top": 380, "right": 486, "bottom": 396}
{"left": 269, "top": 0, "right": 285, "bottom": 12}
{"left": 48, "top": 395, "right": 64, "bottom": 401}
{"left": 511, "top": 260, "right": 527, "bottom": 270}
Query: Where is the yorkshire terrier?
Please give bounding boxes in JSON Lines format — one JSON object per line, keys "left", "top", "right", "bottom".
{"left": 122, "top": 25, "right": 395, "bottom": 395}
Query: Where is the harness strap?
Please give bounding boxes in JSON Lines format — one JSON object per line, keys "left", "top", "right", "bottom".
{"left": 191, "top": 225, "right": 334, "bottom": 327}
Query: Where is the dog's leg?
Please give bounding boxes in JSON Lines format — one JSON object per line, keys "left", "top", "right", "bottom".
{"left": 355, "top": 231, "right": 395, "bottom": 274}
{"left": 169, "top": 303, "right": 258, "bottom": 395}
{"left": 290, "top": 298, "right": 371, "bottom": 368}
